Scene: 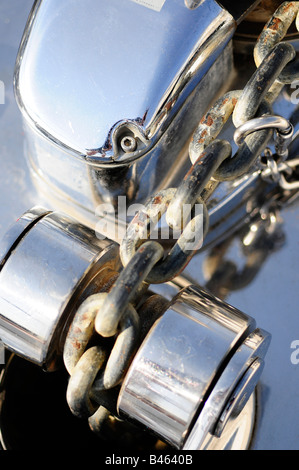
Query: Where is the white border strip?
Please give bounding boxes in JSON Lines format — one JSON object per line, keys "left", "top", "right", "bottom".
{"left": 130, "top": 0, "right": 166, "bottom": 12}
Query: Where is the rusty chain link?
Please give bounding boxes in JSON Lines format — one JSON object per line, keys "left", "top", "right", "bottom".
{"left": 63, "top": 2, "right": 299, "bottom": 435}
{"left": 254, "top": 2, "right": 299, "bottom": 85}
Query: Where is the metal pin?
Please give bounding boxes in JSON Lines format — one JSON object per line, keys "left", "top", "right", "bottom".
{"left": 120, "top": 136, "right": 137, "bottom": 153}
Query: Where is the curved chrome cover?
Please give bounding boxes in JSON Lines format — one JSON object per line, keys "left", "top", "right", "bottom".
{"left": 14, "top": 0, "right": 236, "bottom": 215}
{"left": 15, "top": 0, "right": 235, "bottom": 163}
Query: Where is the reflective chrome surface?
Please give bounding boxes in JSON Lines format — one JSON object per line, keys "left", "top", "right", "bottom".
{"left": 14, "top": 0, "right": 236, "bottom": 217}
{"left": 15, "top": 0, "right": 235, "bottom": 162}
{"left": 0, "top": 208, "right": 120, "bottom": 370}
{"left": 118, "top": 285, "right": 270, "bottom": 449}
{"left": 200, "top": 393, "right": 256, "bottom": 450}
{"left": 0, "top": 0, "right": 299, "bottom": 450}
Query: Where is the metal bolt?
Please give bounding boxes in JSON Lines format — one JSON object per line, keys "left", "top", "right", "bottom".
{"left": 120, "top": 136, "right": 137, "bottom": 153}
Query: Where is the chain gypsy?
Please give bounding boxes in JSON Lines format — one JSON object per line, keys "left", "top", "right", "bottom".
{"left": 63, "top": 2, "right": 299, "bottom": 433}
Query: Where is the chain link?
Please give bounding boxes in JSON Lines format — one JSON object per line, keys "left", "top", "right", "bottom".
{"left": 120, "top": 140, "right": 228, "bottom": 285}
{"left": 63, "top": 2, "right": 299, "bottom": 435}
{"left": 254, "top": 2, "right": 299, "bottom": 85}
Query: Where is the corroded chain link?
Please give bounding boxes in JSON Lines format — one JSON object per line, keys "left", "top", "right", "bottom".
{"left": 63, "top": 2, "right": 299, "bottom": 436}
{"left": 254, "top": 2, "right": 299, "bottom": 85}
{"left": 120, "top": 140, "right": 227, "bottom": 284}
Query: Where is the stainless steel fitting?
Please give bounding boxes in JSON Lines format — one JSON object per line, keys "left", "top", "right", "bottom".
{"left": 0, "top": 207, "right": 271, "bottom": 449}
{"left": 14, "top": 0, "right": 236, "bottom": 226}
{"left": 118, "top": 285, "right": 271, "bottom": 450}
{"left": 0, "top": 207, "right": 121, "bottom": 371}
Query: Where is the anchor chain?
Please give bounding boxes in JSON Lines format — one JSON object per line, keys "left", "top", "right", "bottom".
{"left": 63, "top": 2, "right": 299, "bottom": 435}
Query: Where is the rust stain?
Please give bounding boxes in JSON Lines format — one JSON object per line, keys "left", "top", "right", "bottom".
{"left": 282, "top": 2, "right": 295, "bottom": 14}
{"left": 152, "top": 195, "right": 162, "bottom": 205}
{"left": 206, "top": 115, "right": 214, "bottom": 127}
{"left": 268, "top": 17, "right": 282, "bottom": 31}
{"left": 71, "top": 339, "right": 82, "bottom": 351}
{"left": 73, "top": 326, "right": 82, "bottom": 335}
{"left": 184, "top": 153, "right": 206, "bottom": 178}
{"left": 82, "top": 310, "right": 92, "bottom": 322}
{"left": 184, "top": 167, "right": 195, "bottom": 180}
{"left": 200, "top": 114, "right": 214, "bottom": 127}
{"left": 197, "top": 130, "right": 207, "bottom": 144}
